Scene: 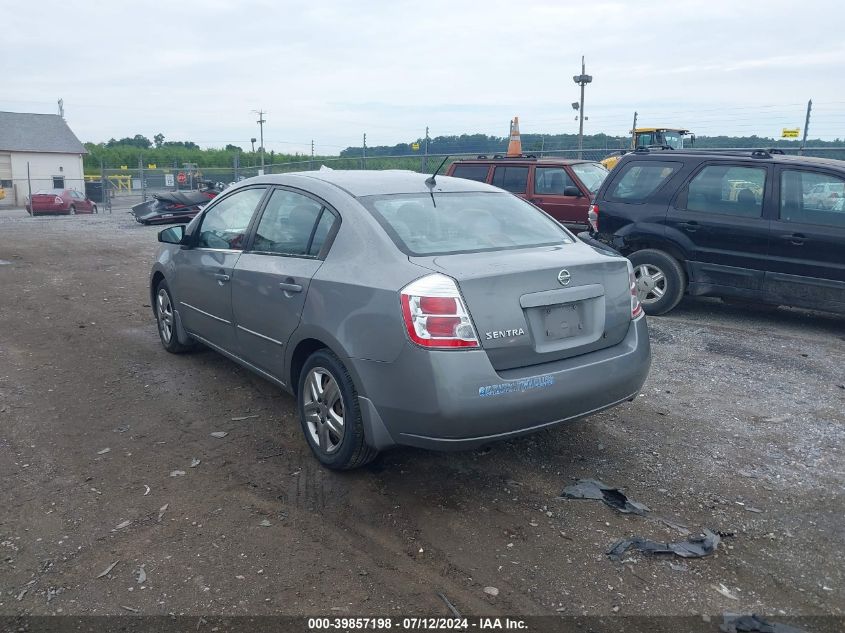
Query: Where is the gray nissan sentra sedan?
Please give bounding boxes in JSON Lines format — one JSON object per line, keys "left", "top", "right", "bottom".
{"left": 150, "top": 170, "right": 651, "bottom": 469}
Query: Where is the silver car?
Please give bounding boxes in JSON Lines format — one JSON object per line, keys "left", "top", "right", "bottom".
{"left": 150, "top": 170, "right": 651, "bottom": 469}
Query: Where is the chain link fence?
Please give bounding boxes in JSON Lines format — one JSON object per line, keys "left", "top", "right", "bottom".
{"left": 81, "top": 146, "right": 845, "bottom": 214}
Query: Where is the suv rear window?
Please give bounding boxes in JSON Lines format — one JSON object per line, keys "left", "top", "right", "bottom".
{"left": 360, "top": 192, "right": 573, "bottom": 256}
{"left": 451, "top": 164, "right": 490, "bottom": 183}
{"left": 607, "top": 161, "right": 680, "bottom": 202}
{"left": 492, "top": 166, "right": 529, "bottom": 193}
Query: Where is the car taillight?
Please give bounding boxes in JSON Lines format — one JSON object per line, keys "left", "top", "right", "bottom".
{"left": 627, "top": 262, "right": 643, "bottom": 319}
{"left": 400, "top": 274, "right": 479, "bottom": 349}
{"left": 588, "top": 203, "right": 599, "bottom": 232}
{"left": 54, "top": 196, "right": 63, "bottom": 204}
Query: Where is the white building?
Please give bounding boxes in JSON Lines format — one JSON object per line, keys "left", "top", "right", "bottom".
{"left": 0, "top": 112, "right": 87, "bottom": 207}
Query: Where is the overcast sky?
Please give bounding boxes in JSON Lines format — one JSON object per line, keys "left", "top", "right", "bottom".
{"left": 2, "top": 0, "right": 844, "bottom": 154}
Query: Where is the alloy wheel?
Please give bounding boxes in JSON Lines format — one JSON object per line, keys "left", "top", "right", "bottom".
{"left": 157, "top": 288, "right": 173, "bottom": 343}
{"left": 302, "top": 367, "right": 345, "bottom": 454}
{"left": 634, "top": 263, "right": 667, "bottom": 305}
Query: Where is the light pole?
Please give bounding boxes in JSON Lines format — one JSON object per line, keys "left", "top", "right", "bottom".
{"left": 253, "top": 110, "right": 266, "bottom": 173}
{"left": 572, "top": 56, "right": 592, "bottom": 159}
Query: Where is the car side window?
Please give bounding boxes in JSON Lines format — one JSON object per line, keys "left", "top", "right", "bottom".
{"left": 197, "top": 187, "right": 266, "bottom": 250}
{"left": 492, "top": 166, "right": 529, "bottom": 193}
{"left": 308, "top": 208, "right": 337, "bottom": 256}
{"left": 534, "top": 167, "right": 576, "bottom": 194}
{"left": 451, "top": 164, "right": 490, "bottom": 183}
{"left": 780, "top": 170, "right": 845, "bottom": 228}
{"left": 607, "top": 161, "right": 679, "bottom": 202}
{"left": 685, "top": 165, "right": 766, "bottom": 218}
{"left": 252, "top": 189, "right": 330, "bottom": 256}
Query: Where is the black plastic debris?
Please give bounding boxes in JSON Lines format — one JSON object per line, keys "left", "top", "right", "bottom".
{"left": 560, "top": 479, "right": 650, "bottom": 515}
{"left": 720, "top": 614, "right": 806, "bottom": 633}
{"left": 608, "top": 528, "right": 720, "bottom": 561}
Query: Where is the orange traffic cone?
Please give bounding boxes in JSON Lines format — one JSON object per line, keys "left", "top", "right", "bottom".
{"left": 506, "top": 116, "right": 522, "bottom": 156}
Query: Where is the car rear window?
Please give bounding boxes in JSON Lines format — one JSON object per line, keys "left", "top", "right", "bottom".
{"left": 360, "top": 192, "right": 574, "bottom": 256}
{"left": 607, "top": 161, "right": 680, "bottom": 202}
{"left": 451, "top": 164, "right": 490, "bottom": 182}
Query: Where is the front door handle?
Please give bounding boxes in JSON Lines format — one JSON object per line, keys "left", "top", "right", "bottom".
{"left": 679, "top": 221, "right": 699, "bottom": 233}
{"left": 780, "top": 233, "right": 806, "bottom": 246}
{"left": 279, "top": 282, "right": 303, "bottom": 293}
{"left": 214, "top": 272, "right": 231, "bottom": 283}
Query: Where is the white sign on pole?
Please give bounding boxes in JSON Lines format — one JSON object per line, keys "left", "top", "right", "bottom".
{"left": 257, "top": 169, "right": 265, "bottom": 176}
{"left": 165, "top": 174, "right": 175, "bottom": 187}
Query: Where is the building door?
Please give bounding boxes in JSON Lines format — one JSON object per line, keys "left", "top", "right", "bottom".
{"left": 0, "top": 154, "right": 12, "bottom": 207}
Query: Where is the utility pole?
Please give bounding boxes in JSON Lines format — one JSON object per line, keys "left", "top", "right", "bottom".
{"left": 254, "top": 110, "right": 266, "bottom": 173}
{"left": 572, "top": 56, "right": 593, "bottom": 159}
{"left": 424, "top": 126, "right": 430, "bottom": 172}
{"left": 57, "top": 98, "right": 64, "bottom": 119}
{"left": 311, "top": 140, "right": 315, "bottom": 170}
{"left": 362, "top": 133, "right": 367, "bottom": 170}
{"left": 631, "top": 111, "right": 638, "bottom": 149}
{"left": 139, "top": 156, "right": 146, "bottom": 202}
{"left": 799, "top": 99, "right": 812, "bottom": 155}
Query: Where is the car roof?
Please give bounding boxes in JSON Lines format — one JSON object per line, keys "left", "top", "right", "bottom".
{"left": 242, "top": 170, "right": 502, "bottom": 197}
{"left": 453, "top": 157, "right": 595, "bottom": 166}
{"left": 619, "top": 149, "right": 845, "bottom": 171}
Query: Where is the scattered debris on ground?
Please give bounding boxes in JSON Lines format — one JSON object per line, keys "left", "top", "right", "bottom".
{"left": 483, "top": 586, "right": 499, "bottom": 597}
{"left": 437, "top": 593, "right": 462, "bottom": 618}
{"left": 560, "top": 479, "right": 650, "bottom": 515}
{"left": 714, "top": 583, "right": 740, "bottom": 600}
{"left": 720, "top": 613, "right": 806, "bottom": 633}
{"left": 96, "top": 560, "right": 120, "bottom": 578}
{"left": 608, "top": 529, "right": 720, "bottom": 561}
{"left": 210, "top": 431, "right": 228, "bottom": 438}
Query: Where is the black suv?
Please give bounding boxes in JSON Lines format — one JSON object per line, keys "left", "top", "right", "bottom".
{"left": 587, "top": 148, "right": 845, "bottom": 315}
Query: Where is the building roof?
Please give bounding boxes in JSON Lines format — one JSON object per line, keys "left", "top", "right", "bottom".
{"left": 0, "top": 112, "right": 87, "bottom": 154}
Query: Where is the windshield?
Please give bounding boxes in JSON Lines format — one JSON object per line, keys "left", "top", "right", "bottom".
{"left": 360, "top": 192, "right": 574, "bottom": 256}
{"left": 662, "top": 131, "right": 683, "bottom": 149}
{"left": 571, "top": 162, "right": 608, "bottom": 193}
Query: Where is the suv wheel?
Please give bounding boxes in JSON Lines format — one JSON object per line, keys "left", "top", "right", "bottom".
{"left": 628, "top": 249, "right": 686, "bottom": 315}
{"left": 297, "top": 349, "right": 378, "bottom": 470}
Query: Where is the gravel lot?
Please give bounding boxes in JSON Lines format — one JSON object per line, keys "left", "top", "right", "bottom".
{"left": 0, "top": 209, "right": 843, "bottom": 623}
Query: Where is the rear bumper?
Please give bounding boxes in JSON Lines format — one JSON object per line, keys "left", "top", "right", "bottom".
{"left": 353, "top": 316, "right": 650, "bottom": 451}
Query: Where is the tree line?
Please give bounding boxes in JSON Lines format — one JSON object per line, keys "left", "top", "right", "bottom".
{"left": 84, "top": 131, "right": 845, "bottom": 170}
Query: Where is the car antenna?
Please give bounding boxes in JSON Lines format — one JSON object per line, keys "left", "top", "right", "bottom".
{"left": 425, "top": 156, "right": 450, "bottom": 187}
{"left": 425, "top": 155, "right": 449, "bottom": 207}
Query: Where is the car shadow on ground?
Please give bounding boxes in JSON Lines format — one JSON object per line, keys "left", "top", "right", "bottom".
{"left": 662, "top": 296, "right": 845, "bottom": 335}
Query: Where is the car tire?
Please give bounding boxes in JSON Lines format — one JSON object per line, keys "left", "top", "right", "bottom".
{"left": 92, "top": 204, "right": 98, "bottom": 214}
{"left": 297, "top": 349, "right": 378, "bottom": 470}
{"left": 68, "top": 205, "right": 76, "bottom": 215}
{"left": 154, "top": 279, "right": 194, "bottom": 353}
{"left": 628, "top": 249, "right": 686, "bottom": 316}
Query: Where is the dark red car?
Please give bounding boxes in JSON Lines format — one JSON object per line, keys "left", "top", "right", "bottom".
{"left": 446, "top": 157, "right": 608, "bottom": 229}
{"left": 26, "top": 189, "right": 98, "bottom": 216}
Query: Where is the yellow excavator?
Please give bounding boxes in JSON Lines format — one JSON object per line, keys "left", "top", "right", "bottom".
{"left": 601, "top": 128, "right": 695, "bottom": 170}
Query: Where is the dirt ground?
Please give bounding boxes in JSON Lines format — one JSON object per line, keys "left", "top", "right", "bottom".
{"left": 1, "top": 209, "right": 843, "bottom": 621}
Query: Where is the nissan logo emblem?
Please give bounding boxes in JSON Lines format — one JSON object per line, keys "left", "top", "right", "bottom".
{"left": 557, "top": 269, "right": 571, "bottom": 286}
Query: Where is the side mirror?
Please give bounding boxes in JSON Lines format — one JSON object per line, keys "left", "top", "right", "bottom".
{"left": 158, "top": 225, "right": 185, "bottom": 244}
{"left": 563, "top": 186, "right": 583, "bottom": 197}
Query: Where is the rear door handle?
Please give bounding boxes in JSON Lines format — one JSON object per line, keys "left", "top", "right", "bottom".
{"left": 679, "top": 221, "right": 699, "bottom": 232}
{"left": 279, "top": 282, "right": 303, "bottom": 293}
{"left": 781, "top": 233, "right": 805, "bottom": 246}
{"left": 214, "top": 272, "right": 231, "bottom": 282}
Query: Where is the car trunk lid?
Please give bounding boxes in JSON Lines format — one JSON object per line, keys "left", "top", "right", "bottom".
{"left": 410, "top": 244, "right": 632, "bottom": 371}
